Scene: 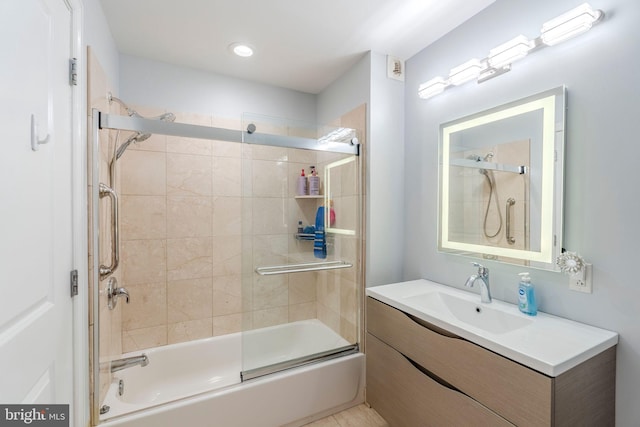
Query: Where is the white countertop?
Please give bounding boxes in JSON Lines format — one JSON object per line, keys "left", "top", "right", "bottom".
{"left": 366, "top": 279, "right": 618, "bottom": 377}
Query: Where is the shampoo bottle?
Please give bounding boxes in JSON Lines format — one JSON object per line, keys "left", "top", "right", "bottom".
{"left": 308, "top": 166, "right": 320, "bottom": 195}
{"left": 297, "top": 169, "right": 308, "bottom": 196}
{"left": 518, "top": 272, "right": 537, "bottom": 316}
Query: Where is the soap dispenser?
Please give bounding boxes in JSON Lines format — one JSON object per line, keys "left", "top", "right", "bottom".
{"left": 518, "top": 272, "right": 537, "bottom": 316}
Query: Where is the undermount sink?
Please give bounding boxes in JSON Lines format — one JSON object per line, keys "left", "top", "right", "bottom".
{"left": 404, "top": 292, "right": 533, "bottom": 334}
{"left": 366, "top": 279, "right": 618, "bottom": 376}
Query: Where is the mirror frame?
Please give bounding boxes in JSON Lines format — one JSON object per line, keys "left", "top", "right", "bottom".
{"left": 438, "top": 86, "right": 566, "bottom": 270}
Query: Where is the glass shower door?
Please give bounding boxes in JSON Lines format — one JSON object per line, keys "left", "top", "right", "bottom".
{"left": 239, "top": 115, "right": 362, "bottom": 381}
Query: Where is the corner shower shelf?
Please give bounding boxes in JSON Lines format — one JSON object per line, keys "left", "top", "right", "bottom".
{"left": 295, "top": 233, "right": 316, "bottom": 241}
{"left": 255, "top": 260, "right": 352, "bottom": 276}
{"left": 294, "top": 195, "right": 323, "bottom": 199}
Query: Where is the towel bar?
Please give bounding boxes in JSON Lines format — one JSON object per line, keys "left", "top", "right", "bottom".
{"left": 255, "top": 260, "right": 352, "bottom": 276}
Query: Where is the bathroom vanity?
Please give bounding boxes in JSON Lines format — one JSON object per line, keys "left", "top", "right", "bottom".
{"left": 365, "top": 280, "right": 618, "bottom": 427}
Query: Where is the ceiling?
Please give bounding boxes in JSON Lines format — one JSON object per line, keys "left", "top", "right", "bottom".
{"left": 99, "top": 0, "right": 495, "bottom": 94}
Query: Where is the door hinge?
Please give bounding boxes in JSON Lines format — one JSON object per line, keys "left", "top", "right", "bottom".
{"left": 69, "top": 58, "right": 78, "bottom": 86}
{"left": 70, "top": 269, "right": 79, "bottom": 297}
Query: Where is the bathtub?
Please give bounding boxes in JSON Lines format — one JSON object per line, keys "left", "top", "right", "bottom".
{"left": 100, "top": 319, "right": 364, "bottom": 427}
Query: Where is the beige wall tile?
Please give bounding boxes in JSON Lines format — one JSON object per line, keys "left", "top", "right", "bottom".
{"left": 120, "top": 150, "right": 166, "bottom": 195}
{"left": 213, "top": 156, "right": 241, "bottom": 196}
{"left": 252, "top": 306, "right": 288, "bottom": 329}
{"left": 126, "top": 134, "right": 167, "bottom": 153}
{"left": 168, "top": 319, "right": 212, "bottom": 344}
{"left": 253, "top": 234, "right": 288, "bottom": 267}
{"left": 167, "top": 196, "right": 213, "bottom": 238}
{"left": 122, "top": 325, "right": 167, "bottom": 353}
{"left": 212, "top": 197, "right": 242, "bottom": 236}
{"left": 253, "top": 275, "right": 288, "bottom": 310}
{"left": 167, "top": 153, "right": 213, "bottom": 196}
{"left": 288, "top": 148, "right": 317, "bottom": 165}
{"left": 167, "top": 113, "right": 213, "bottom": 155}
{"left": 212, "top": 275, "right": 242, "bottom": 316}
{"left": 251, "top": 145, "right": 288, "bottom": 162}
{"left": 121, "top": 282, "right": 167, "bottom": 330}
{"left": 212, "top": 313, "right": 243, "bottom": 336}
{"left": 252, "top": 159, "right": 288, "bottom": 197}
{"left": 317, "top": 272, "right": 340, "bottom": 311}
{"left": 289, "top": 272, "right": 316, "bottom": 304}
{"left": 121, "top": 195, "right": 166, "bottom": 240}
{"left": 212, "top": 139, "right": 242, "bottom": 158}
{"left": 168, "top": 277, "right": 213, "bottom": 323}
{"left": 212, "top": 235, "right": 241, "bottom": 277}
{"left": 167, "top": 237, "right": 213, "bottom": 281}
{"left": 317, "top": 303, "right": 340, "bottom": 334}
{"left": 340, "top": 317, "right": 358, "bottom": 345}
{"left": 121, "top": 239, "right": 167, "bottom": 285}
{"left": 289, "top": 302, "right": 316, "bottom": 322}
{"left": 252, "top": 198, "right": 288, "bottom": 235}
{"left": 167, "top": 136, "right": 213, "bottom": 156}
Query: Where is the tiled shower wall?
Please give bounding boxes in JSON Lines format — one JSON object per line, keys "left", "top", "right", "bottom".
{"left": 117, "top": 106, "right": 366, "bottom": 352}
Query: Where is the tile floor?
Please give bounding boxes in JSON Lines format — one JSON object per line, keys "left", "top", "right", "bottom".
{"left": 303, "top": 404, "right": 389, "bottom": 426}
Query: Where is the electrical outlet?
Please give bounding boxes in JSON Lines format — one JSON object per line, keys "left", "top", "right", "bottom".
{"left": 569, "top": 263, "right": 592, "bottom": 293}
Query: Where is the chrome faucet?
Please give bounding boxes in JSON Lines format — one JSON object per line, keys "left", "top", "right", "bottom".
{"left": 465, "top": 262, "right": 492, "bottom": 303}
{"left": 110, "top": 354, "right": 149, "bottom": 373}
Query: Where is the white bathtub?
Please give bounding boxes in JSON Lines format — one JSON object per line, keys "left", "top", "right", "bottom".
{"left": 101, "top": 319, "right": 364, "bottom": 426}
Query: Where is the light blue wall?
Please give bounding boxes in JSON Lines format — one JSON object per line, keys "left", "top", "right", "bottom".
{"left": 119, "top": 54, "right": 316, "bottom": 123}
{"left": 83, "top": 0, "right": 119, "bottom": 89}
{"left": 368, "top": 52, "right": 405, "bottom": 286}
{"left": 316, "top": 53, "right": 370, "bottom": 126}
{"left": 318, "top": 52, "right": 405, "bottom": 287}
{"left": 404, "top": 0, "right": 640, "bottom": 424}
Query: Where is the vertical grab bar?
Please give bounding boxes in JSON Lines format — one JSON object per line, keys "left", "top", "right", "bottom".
{"left": 506, "top": 198, "right": 516, "bottom": 245}
{"left": 99, "top": 183, "right": 119, "bottom": 280}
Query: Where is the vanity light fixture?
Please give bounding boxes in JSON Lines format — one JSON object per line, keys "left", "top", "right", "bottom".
{"left": 487, "top": 35, "right": 534, "bottom": 69}
{"left": 418, "top": 76, "right": 448, "bottom": 99}
{"left": 540, "top": 3, "right": 603, "bottom": 46}
{"left": 418, "top": 3, "right": 604, "bottom": 100}
{"left": 448, "top": 59, "right": 484, "bottom": 86}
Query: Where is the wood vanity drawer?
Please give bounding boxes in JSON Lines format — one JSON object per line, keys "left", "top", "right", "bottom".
{"left": 366, "top": 333, "right": 514, "bottom": 427}
{"left": 367, "top": 297, "right": 552, "bottom": 427}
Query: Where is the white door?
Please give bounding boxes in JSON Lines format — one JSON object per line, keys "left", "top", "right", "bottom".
{"left": 0, "top": 0, "right": 74, "bottom": 410}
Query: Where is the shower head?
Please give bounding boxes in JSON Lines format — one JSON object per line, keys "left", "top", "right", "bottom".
{"left": 115, "top": 132, "right": 151, "bottom": 160}
{"left": 157, "top": 112, "right": 176, "bottom": 122}
{"left": 108, "top": 93, "right": 138, "bottom": 117}
{"left": 108, "top": 93, "right": 176, "bottom": 161}
{"left": 108, "top": 93, "right": 176, "bottom": 123}
{"left": 483, "top": 152, "right": 494, "bottom": 161}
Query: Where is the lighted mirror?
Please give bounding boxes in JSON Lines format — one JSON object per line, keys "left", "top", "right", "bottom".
{"left": 439, "top": 86, "right": 565, "bottom": 270}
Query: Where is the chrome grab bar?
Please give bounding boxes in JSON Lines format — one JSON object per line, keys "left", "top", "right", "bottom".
{"left": 99, "top": 183, "right": 119, "bottom": 280}
{"left": 255, "top": 260, "right": 352, "bottom": 276}
{"left": 506, "top": 198, "right": 516, "bottom": 245}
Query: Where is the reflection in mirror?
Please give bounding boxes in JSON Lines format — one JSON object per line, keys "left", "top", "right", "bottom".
{"left": 439, "top": 87, "right": 565, "bottom": 270}
{"left": 325, "top": 156, "right": 358, "bottom": 236}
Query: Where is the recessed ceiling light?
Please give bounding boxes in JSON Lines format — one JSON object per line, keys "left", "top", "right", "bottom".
{"left": 229, "top": 43, "right": 254, "bottom": 58}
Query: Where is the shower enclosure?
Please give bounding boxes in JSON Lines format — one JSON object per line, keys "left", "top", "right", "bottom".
{"left": 89, "top": 103, "right": 365, "bottom": 424}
